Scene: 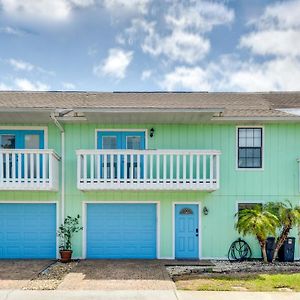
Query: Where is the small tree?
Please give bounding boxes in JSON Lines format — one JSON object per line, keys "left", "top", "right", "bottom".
{"left": 235, "top": 205, "right": 279, "bottom": 263}
{"left": 58, "top": 215, "right": 83, "bottom": 251}
{"left": 265, "top": 201, "right": 300, "bottom": 262}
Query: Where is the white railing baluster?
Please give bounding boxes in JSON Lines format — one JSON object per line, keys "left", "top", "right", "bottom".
{"left": 117, "top": 154, "right": 121, "bottom": 183}
{"left": 103, "top": 154, "right": 107, "bottom": 182}
{"left": 176, "top": 154, "right": 180, "bottom": 189}
{"left": 124, "top": 154, "right": 128, "bottom": 182}
{"left": 183, "top": 154, "right": 186, "bottom": 186}
{"left": 12, "top": 152, "right": 16, "bottom": 182}
{"left": 144, "top": 154, "right": 147, "bottom": 183}
{"left": 209, "top": 154, "right": 213, "bottom": 190}
{"left": 156, "top": 153, "right": 160, "bottom": 182}
{"left": 43, "top": 152, "right": 47, "bottom": 187}
{"left": 137, "top": 154, "right": 140, "bottom": 183}
{"left": 170, "top": 154, "right": 173, "bottom": 184}
{"left": 130, "top": 154, "right": 134, "bottom": 183}
{"left": 216, "top": 154, "right": 220, "bottom": 189}
{"left": 163, "top": 154, "right": 166, "bottom": 187}
{"left": 36, "top": 153, "right": 40, "bottom": 183}
{"left": 203, "top": 154, "right": 206, "bottom": 187}
{"left": 149, "top": 154, "right": 153, "bottom": 184}
{"left": 196, "top": 154, "right": 200, "bottom": 187}
{"left": 189, "top": 154, "right": 193, "bottom": 186}
{"left": 90, "top": 154, "right": 94, "bottom": 183}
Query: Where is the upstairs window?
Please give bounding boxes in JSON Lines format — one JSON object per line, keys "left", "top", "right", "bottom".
{"left": 237, "top": 127, "right": 263, "bottom": 169}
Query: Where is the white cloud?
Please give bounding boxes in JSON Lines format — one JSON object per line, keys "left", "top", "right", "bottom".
{"left": 0, "top": 26, "right": 24, "bottom": 36}
{"left": 240, "top": 29, "right": 300, "bottom": 57}
{"left": 241, "top": 0, "right": 300, "bottom": 57}
{"left": 124, "top": 1, "right": 233, "bottom": 64}
{"left": 14, "top": 78, "right": 49, "bottom": 91}
{"left": 161, "top": 66, "right": 211, "bottom": 91}
{"left": 8, "top": 59, "right": 34, "bottom": 71}
{"left": 222, "top": 57, "right": 300, "bottom": 92}
{"left": 62, "top": 82, "right": 76, "bottom": 89}
{"left": 143, "top": 29, "right": 210, "bottom": 64}
{"left": 102, "top": 0, "right": 150, "bottom": 14}
{"left": 141, "top": 69, "right": 152, "bottom": 80}
{"left": 93, "top": 48, "right": 133, "bottom": 79}
{"left": 165, "top": 0, "right": 234, "bottom": 33}
{"left": 0, "top": 0, "right": 95, "bottom": 22}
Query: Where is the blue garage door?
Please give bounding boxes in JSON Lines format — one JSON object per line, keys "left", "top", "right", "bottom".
{"left": 87, "top": 203, "right": 157, "bottom": 259}
{"left": 0, "top": 203, "right": 56, "bottom": 259}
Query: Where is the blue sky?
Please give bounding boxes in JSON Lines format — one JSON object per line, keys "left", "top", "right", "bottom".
{"left": 0, "top": 0, "right": 300, "bottom": 92}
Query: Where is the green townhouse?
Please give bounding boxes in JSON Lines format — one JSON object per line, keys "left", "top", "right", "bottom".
{"left": 0, "top": 91, "right": 300, "bottom": 260}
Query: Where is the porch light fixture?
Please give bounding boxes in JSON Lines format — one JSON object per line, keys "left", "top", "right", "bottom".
{"left": 150, "top": 128, "right": 155, "bottom": 138}
{"left": 203, "top": 206, "right": 209, "bottom": 215}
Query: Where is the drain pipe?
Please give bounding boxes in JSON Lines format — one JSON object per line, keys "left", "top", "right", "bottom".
{"left": 51, "top": 113, "right": 65, "bottom": 223}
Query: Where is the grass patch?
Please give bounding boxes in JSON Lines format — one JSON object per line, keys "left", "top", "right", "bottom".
{"left": 175, "top": 273, "right": 300, "bottom": 292}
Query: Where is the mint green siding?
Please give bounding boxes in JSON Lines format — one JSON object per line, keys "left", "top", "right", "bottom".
{"left": 1, "top": 122, "right": 300, "bottom": 259}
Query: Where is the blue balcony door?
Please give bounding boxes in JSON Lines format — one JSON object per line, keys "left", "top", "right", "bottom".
{"left": 0, "top": 130, "right": 44, "bottom": 178}
{"left": 97, "top": 131, "right": 145, "bottom": 179}
{"left": 175, "top": 204, "right": 199, "bottom": 259}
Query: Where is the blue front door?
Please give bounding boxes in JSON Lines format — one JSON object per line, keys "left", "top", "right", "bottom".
{"left": 175, "top": 204, "right": 199, "bottom": 259}
{"left": 97, "top": 131, "right": 145, "bottom": 179}
{"left": 87, "top": 203, "right": 157, "bottom": 259}
{"left": 0, "top": 203, "right": 57, "bottom": 259}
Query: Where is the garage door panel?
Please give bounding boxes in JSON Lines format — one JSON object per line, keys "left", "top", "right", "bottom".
{"left": 0, "top": 203, "right": 56, "bottom": 259}
{"left": 87, "top": 203, "right": 157, "bottom": 259}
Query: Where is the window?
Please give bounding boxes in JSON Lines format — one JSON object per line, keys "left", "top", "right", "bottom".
{"left": 102, "top": 136, "right": 117, "bottom": 149}
{"left": 238, "top": 203, "right": 262, "bottom": 212}
{"left": 0, "top": 135, "right": 15, "bottom": 149}
{"left": 238, "top": 127, "right": 262, "bottom": 168}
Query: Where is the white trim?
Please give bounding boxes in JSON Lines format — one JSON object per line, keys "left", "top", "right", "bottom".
{"left": 172, "top": 202, "right": 202, "bottom": 260}
{"left": 0, "top": 201, "right": 59, "bottom": 259}
{"left": 95, "top": 129, "right": 148, "bottom": 150}
{"left": 82, "top": 201, "right": 160, "bottom": 259}
{"left": 235, "top": 125, "right": 264, "bottom": 171}
{"left": 0, "top": 126, "right": 48, "bottom": 149}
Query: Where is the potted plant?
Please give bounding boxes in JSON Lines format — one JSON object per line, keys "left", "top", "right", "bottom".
{"left": 58, "top": 215, "right": 83, "bottom": 263}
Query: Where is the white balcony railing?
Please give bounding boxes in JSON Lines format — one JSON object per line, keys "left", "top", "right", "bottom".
{"left": 0, "top": 149, "right": 60, "bottom": 191}
{"left": 77, "top": 149, "right": 221, "bottom": 191}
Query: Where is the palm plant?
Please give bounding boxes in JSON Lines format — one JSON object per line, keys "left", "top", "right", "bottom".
{"left": 235, "top": 205, "right": 279, "bottom": 263}
{"left": 265, "top": 201, "right": 300, "bottom": 262}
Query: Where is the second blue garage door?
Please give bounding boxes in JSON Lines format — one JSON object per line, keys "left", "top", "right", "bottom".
{"left": 87, "top": 203, "right": 157, "bottom": 259}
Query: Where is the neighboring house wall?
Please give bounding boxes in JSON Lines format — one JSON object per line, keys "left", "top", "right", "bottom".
{"left": 0, "top": 122, "right": 300, "bottom": 259}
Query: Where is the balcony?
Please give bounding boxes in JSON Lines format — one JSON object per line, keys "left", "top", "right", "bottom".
{"left": 77, "top": 149, "right": 221, "bottom": 191}
{"left": 0, "top": 149, "right": 60, "bottom": 191}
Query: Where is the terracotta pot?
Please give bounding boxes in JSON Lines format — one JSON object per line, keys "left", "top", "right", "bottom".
{"left": 60, "top": 250, "right": 73, "bottom": 263}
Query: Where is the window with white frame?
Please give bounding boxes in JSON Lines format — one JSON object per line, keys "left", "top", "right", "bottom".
{"left": 237, "top": 127, "right": 263, "bottom": 168}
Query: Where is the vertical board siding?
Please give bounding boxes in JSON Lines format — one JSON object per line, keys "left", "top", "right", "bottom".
{"left": 1, "top": 122, "right": 300, "bottom": 258}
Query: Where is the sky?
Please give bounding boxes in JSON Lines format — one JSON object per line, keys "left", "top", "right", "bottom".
{"left": 0, "top": 0, "right": 300, "bottom": 92}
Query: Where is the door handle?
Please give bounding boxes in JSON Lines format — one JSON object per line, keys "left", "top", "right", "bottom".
{"left": 196, "top": 228, "right": 198, "bottom": 237}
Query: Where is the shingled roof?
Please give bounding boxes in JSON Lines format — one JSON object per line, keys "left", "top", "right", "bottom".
{"left": 0, "top": 91, "right": 300, "bottom": 118}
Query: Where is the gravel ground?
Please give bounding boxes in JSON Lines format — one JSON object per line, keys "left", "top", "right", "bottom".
{"left": 167, "top": 260, "right": 300, "bottom": 278}
{"left": 24, "top": 261, "right": 79, "bottom": 290}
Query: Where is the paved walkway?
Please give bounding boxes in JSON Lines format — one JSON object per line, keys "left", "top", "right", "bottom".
{"left": 0, "top": 290, "right": 299, "bottom": 300}
{"left": 58, "top": 260, "right": 175, "bottom": 290}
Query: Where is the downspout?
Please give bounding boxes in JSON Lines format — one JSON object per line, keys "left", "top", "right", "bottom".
{"left": 51, "top": 113, "right": 65, "bottom": 223}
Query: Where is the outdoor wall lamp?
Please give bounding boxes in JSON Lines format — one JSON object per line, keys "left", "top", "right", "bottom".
{"left": 203, "top": 206, "right": 209, "bottom": 215}
{"left": 150, "top": 128, "right": 155, "bottom": 138}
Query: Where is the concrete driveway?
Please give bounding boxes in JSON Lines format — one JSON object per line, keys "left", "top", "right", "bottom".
{"left": 0, "top": 260, "right": 53, "bottom": 289}
{"left": 58, "top": 260, "right": 175, "bottom": 290}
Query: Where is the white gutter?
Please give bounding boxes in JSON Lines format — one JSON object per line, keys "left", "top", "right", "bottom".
{"left": 50, "top": 113, "right": 65, "bottom": 223}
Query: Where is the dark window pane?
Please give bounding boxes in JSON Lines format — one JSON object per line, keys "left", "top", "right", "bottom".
{"left": 238, "top": 203, "right": 262, "bottom": 212}
{"left": 0, "top": 135, "right": 15, "bottom": 149}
